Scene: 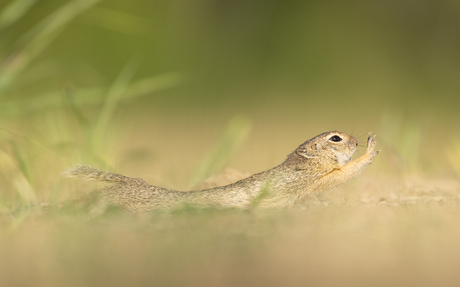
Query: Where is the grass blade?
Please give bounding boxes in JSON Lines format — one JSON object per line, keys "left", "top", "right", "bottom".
{"left": 94, "top": 58, "right": 140, "bottom": 135}
{"left": 0, "top": 0, "right": 101, "bottom": 95}
{"left": 192, "top": 116, "right": 252, "bottom": 186}
{"left": 0, "top": 150, "right": 38, "bottom": 205}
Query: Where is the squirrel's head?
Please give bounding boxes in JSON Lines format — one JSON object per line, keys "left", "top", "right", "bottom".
{"left": 292, "top": 131, "right": 359, "bottom": 167}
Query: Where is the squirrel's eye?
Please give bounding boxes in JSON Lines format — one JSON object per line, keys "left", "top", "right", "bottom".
{"left": 329, "top": 135, "right": 342, "bottom": 142}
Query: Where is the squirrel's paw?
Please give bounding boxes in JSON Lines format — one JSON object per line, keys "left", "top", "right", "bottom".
{"left": 366, "top": 132, "right": 380, "bottom": 158}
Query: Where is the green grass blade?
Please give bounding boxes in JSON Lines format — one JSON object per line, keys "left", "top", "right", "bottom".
{"left": 0, "top": 0, "right": 101, "bottom": 95}
{"left": 192, "top": 116, "right": 252, "bottom": 186}
{"left": 84, "top": 58, "right": 139, "bottom": 167}
{"left": 0, "top": 150, "right": 38, "bottom": 205}
{"left": 94, "top": 58, "right": 140, "bottom": 135}
{"left": 0, "top": 73, "right": 183, "bottom": 116}
{"left": 0, "top": 127, "right": 63, "bottom": 161}
{"left": 11, "top": 141, "right": 33, "bottom": 184}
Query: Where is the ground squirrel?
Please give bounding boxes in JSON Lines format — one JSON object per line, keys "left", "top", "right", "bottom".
{"left": 65, "top": 131, "right": 379, "bottom": 211}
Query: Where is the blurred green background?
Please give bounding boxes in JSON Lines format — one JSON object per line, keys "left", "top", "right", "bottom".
{"left": 1, "top": 0, "right": 460, "bottom": 200}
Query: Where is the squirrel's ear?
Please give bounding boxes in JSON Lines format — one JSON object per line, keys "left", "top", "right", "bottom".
{"left": 296, "top": 144, "right": 318, "bottom": 159}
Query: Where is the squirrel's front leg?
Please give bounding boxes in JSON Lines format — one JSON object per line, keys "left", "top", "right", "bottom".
{"left": 360, "top": 132, "right": 380, "bottom": 165}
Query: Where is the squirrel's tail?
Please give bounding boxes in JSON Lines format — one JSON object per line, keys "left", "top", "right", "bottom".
{"left": 64, "top": 164, "right": 132, "bottom": 184}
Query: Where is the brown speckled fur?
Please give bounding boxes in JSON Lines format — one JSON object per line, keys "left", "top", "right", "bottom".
{"left": 65, "top": 131, "right": 380, "bottom": 211}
